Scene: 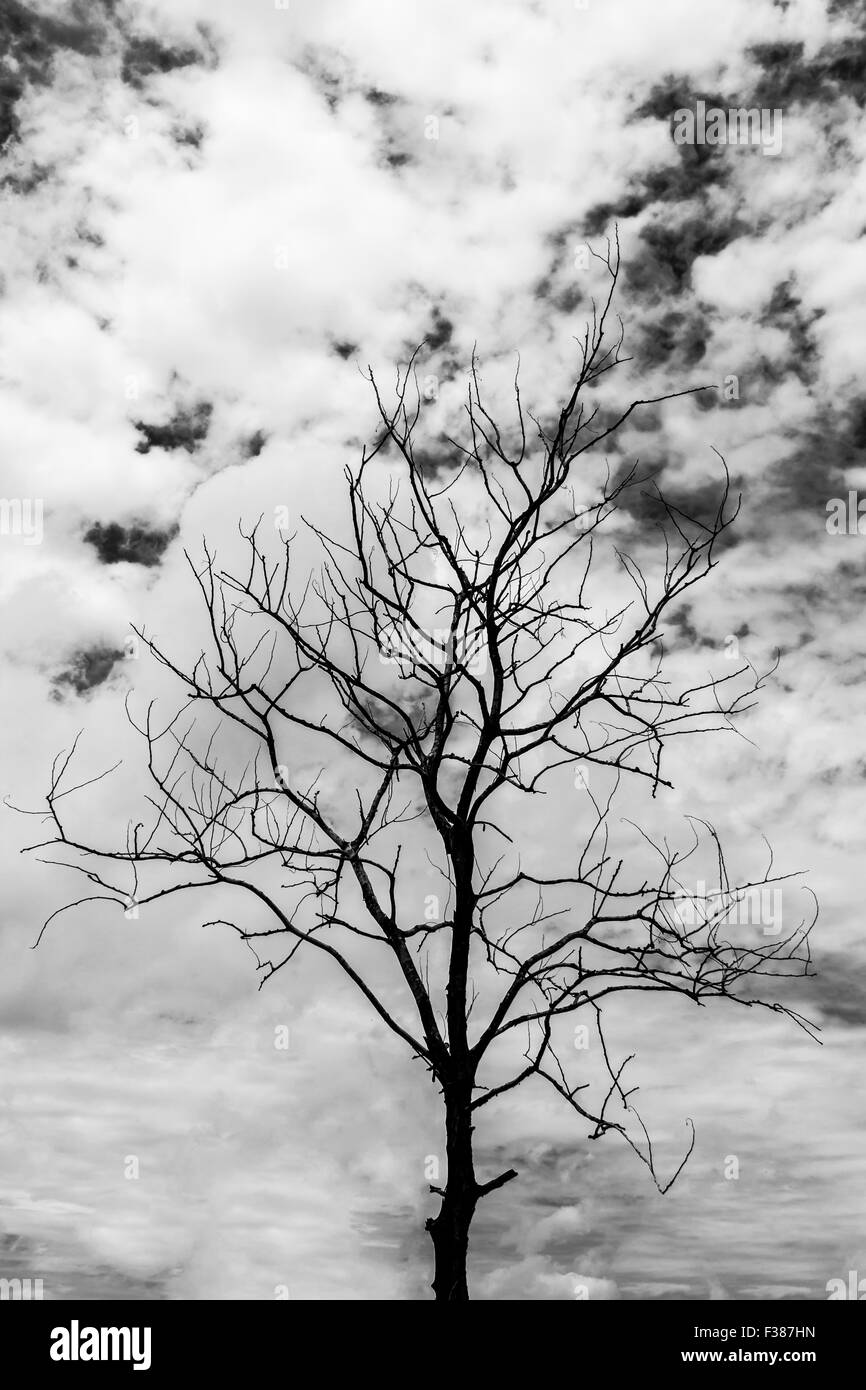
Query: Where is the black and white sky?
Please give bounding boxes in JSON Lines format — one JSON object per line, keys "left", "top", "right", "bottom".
{"left": 1, "top": 0, "right": 865, "bottom": 1300}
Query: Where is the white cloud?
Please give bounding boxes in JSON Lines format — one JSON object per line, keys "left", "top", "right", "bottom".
{"left": 1, "top": 0, "right": 864, "bottom": 1300}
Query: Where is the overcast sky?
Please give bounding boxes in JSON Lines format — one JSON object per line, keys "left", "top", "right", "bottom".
{"left": 1, "top": 0, "right": 865, "bottom": 1300}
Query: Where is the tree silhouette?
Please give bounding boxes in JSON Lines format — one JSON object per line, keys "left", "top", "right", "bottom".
{"left": 23, "top": 240, "right": 817, "bottom": 1301}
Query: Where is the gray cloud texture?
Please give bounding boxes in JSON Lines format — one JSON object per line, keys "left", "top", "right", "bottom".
{"left": 1, "top": 0, "right": 864, "bottom": 1299}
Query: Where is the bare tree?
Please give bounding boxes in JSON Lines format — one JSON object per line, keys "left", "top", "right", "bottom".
{"left": 20, "top": 241, "right": 817, "bottom": 1301}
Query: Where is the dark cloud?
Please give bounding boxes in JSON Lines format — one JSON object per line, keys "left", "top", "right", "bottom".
{"left": 0, "top": 163, "right": 53, "bottom": 194}
{"left": 121, "top": 30, "right": 215, "bottom": 89}
{"left": 133, "top": 401, "right": 212, "bottom": 454}
{"left": 351, "top": 79, "right": 420, "bottom": 175}
{"left": 425, "top": 308, "right": 454, "bottom": 353}
{"left": 584, "top": 191, "right": 652, "bottom": 238}
{"left": 848, "top": 398, "right": 866, "bottom": 450}
{"left": 764, "top": 406, "right": 866, "bottom": 513}
{"left": 296, "top": 47, "right": 352, "bottom": 113}
{"left": 632, "top": 78, "right": 734, "bottom": 126}
{"left": 749, "top": 37, "right": 866, "bottom": 109}
{"left": 634, "top": 308, "right": 709, "bottom": 370}
{"left": 83, "top": 520, "right": 179, "bottom": 567}
{"left": 409, "top": 443, "right": 462, "bottom": 480}
{"left": 384, "top": 149, "right": 413, "bottom": 169}
{"left": 0, "top": 0, "right": 110, "bottom": 149}
{"left": 241, "top": 428, "right": 268, "bottom": 459}
{"left": 610, "top": 466, "right": 743, "bottom": 553}
{"left": 586, "top": 83, "right": 734, "bottom": 238}
{"left": 628, "top": 216, "right": 746, "bottom": 299}
{"left": 171, "top": 122, "right": 205, "bottom": 151}
{"left": 759, "top": 279, "right": 824, "bottom": 386}
{"left": 692, "top": 384, "right": 724, "bottom": 413}
{"left": 540, "top": 278, "right": 583, "bottom": 315}
{"left": 665, "top": 606, "right": 743, "bottom": 652}
{"left": 75, "top": 222, "right": 105, "bottom": 248}
{"left": 0, "top": 1, "right": 216, "bottom": 158}
{"left": 364, "top": 87, "right": 400, "bottom": 107}
{"left": 531, "top": 231, "right": 586, "bottom": 313}
{"left": 792, "top": 952, "right": 866, "bottom": 1027}
{"left": 637, "top": 155, "right": 731, "bottom": 203}
{"left": 51, "top": 643, "right": 124, "bottom": 698}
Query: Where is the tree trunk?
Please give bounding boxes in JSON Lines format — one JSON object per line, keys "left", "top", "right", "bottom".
{"left": 426, "top": 1083, "right": 477, "bottom": 1302}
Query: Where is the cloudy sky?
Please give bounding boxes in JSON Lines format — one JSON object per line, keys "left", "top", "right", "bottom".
{"left": 1, "top": 0, "right": 865, "bottom": 1301}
